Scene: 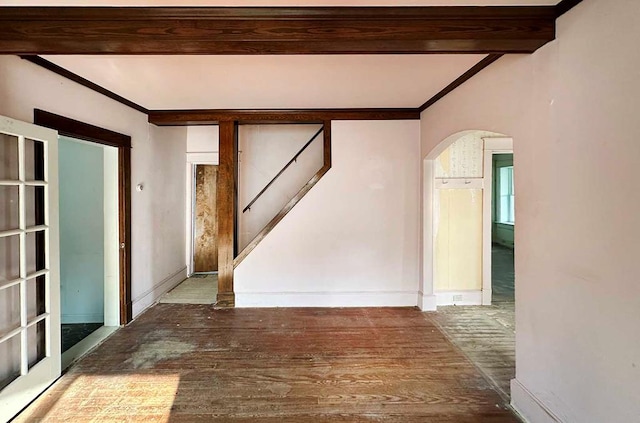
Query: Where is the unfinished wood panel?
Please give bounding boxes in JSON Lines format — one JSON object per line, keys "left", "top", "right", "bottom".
{"left": 193, "top": 165, "right": 218, "bottom": 273}
{"left": 216, "top": 121, "right": 236, "bottom": 307}
{"left": 14, "top": 306, "right": 520, "bottom": 422}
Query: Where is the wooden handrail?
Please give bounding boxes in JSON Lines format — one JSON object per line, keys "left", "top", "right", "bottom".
{"left": 242, "top": 126, "right": 323, "bottom": 213}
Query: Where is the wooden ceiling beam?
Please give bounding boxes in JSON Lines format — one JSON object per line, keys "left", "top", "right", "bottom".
{"left": 148, "top": 109, "right": 420, "bottom": 125}
{"left": 0, "top": 6, "right": 555, "bottom": 55}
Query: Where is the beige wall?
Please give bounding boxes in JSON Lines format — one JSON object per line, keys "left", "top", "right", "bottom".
{"left": 420, "top": 0, "right": 640, "bottom": 421}
{"left": 0, "top": 55, "right": 188, "bottom": 318}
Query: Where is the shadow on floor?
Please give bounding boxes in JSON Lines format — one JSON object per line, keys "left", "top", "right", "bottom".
{"left": 61, "top": 323, "right": 103, "bottom": 353}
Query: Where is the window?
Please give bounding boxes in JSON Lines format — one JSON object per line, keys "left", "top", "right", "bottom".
{"left": 498, "top": 166, "right": 515, "bottom": 224}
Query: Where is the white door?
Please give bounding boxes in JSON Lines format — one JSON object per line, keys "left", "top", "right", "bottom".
{"left": 0, "top": 115, "right": 60, "bottom": 423}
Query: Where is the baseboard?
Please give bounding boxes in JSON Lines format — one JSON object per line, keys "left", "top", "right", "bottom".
{"left": 435, "top": 290, "right": 482, "bottom": 306}
{"left": 61, "top": 313, "right": 104, "bottom": 324}
{"left": 417, "top": 291, "right": 437, "bottom": 311}
{"left": 511, "top": 379, "right": 563, "bottom": 423}
{"left": 132, "top": 266, "right": 188, "bottom": 318}
{"left": 235, "top": 291, "right": 418, "bottom": 308}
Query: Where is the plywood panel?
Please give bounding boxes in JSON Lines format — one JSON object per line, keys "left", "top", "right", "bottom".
{"left": 193, "top": 165, "right": 218, "bottom": 273}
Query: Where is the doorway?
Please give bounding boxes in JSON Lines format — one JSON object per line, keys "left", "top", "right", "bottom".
{"left": 161, "top": 162, "right": 218, "bottom": 304}
{"left": 491, "top": 154, "right": 515, "bottom": 304}
{"left": 57, "top": 136, "right": 120, "bottom": 367}
{"left": 192, "top": 164, "right": 218, "bottom": 274}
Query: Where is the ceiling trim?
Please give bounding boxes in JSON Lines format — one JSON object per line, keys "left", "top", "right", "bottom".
{"left": 418, "top": 54, "right": 503, "bottom": 112}
{"left": 21, "top": 55, "right": 148, "bottom": 115}
{"left": 556, "top": 0, "right": 583, "bottom": 18}
{"left": 148, "top": 109, "right": 420, "bottom": 125}
{"left": 0, "top": 6, "right": 556, "bottom": 55}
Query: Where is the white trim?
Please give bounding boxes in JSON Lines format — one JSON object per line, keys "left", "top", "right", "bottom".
{"left": 417, "top": 291, "right": 437, "bottom": 311}
{"left": 421, "top": 159, "right": 436, "bottom": 309}
{"left": 511, "top": 379, "right": 563, "bottom": 423}
{"left": 103, "top": 145, "right": 120, "bottom": 327}
{"left": 186, "top": 152, "right": 219, "bottom": 164}
{"left": 482, "top": 137, "right": 513, "bottom": 305}
{"left": 435, "top": 290, "right": 483, "bottom": 306}
{"left": 186, "top": 154, "right": 219, "bottom": 275}
{"left": 235, "top": 291, "right": 418, "bottom": 308}
{"left": 131, "top": 266, "right": 187, "bottom": 318}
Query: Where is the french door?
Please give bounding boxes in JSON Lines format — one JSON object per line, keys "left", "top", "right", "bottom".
{"left": 0, "top": 115, "right": 60, "bottom": 422}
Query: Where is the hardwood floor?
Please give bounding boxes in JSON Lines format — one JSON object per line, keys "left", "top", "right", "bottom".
{"left": 430, "top": 303, "right": 515, "bottom": 399}
{"left": 15, "top": 306, "right": 520, "bottom": 422}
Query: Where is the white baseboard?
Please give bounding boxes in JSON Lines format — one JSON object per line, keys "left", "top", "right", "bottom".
{"left": 511, "top": 379, "right": 562, "bottom": 423}
{"left": 435, "top": 290, "right": 483, "bottom": 306}
{"left": 61, "top": 313, "right": 104, "bottom": 324}
{"left": 132, "top": 266, "right": 188, "bottom": 318}
{"left": 417, "top": 291, "right": 437, "bottom": 311}
{"left": 235, "top": 291, "right": 418, "bottom": 308}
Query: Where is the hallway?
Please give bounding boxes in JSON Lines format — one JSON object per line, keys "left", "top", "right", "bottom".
{"left": 16, "top": 306, "right": 520, "bottom": 422}
{"left": 431, "top": 245, "right": 515, "bottom": 398}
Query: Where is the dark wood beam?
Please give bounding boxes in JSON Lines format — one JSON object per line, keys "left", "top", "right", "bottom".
{"left": 148, "top": 109, "right": 419, "bottom": 126}
{"left": 0, "top": 6, "right": 556, "bottom": 55}
{"left": 418, "top": 54, "right": 503, "bottom": 112}
{"left": 216, "top": 121, "right": 237, "bottom": 308}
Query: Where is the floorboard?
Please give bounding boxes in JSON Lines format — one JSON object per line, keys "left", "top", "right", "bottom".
{"left": 15, "top": 306, "right": 520, "bottom": 422}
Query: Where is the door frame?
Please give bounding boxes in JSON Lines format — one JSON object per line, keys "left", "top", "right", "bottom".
{"left": 186, "top": 153, "right": 219, "bottom": 275}
{"left": 33, "top": 109, "right": 133, "bottom": 324}
{"left": 481, "top": 137, "right": 513, "bottom": 306}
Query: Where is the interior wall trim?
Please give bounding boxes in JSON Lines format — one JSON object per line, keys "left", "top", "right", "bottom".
{"left": 21, "top": 56, "right": 148, "bottom": 115}
{"left": 419, "top": 54, "right": 503, "bottom": 113}
{"left": 556, "top": 0, "right": 584, "bottom": 18}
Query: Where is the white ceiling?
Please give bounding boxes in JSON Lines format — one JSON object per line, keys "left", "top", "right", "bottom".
{"left": 0, "top": 1, "right": 560, "bottom": 5}
{"left": 44, "top": 55, "right": 488, "bottom": 109}
{"left": 26, "top": 1, "right": 558, "bottom": 109}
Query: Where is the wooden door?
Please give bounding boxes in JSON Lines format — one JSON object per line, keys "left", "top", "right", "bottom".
{"left": 193, "top": 165, "right": 218, "bottom": 273}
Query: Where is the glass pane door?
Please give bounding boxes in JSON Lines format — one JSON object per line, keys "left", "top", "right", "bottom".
{"left": 0, "top": 115, "right": 60, "bottom": 422}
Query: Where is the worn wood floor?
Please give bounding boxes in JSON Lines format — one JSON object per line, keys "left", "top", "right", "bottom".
{"left": 15, "top": 306, "right": 520, "bottom": 422}
{"left": 430, "top": 303, "right": 515, "bottom": 399}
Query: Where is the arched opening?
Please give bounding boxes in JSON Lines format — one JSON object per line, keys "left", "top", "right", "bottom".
{"left": 422, "top": 129, "right": 516, "bottom": 400}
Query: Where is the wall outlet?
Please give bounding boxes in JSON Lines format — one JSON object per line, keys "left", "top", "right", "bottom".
{"left": 452, "top": 294, "right": 463, "bottom": 302}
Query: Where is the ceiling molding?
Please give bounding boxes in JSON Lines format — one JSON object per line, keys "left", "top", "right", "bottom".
{"left": 148, "top": 109, "right": 420, "bottom": 125}
{"left": 556, "top": 0, "right": 583, "bottom": 18}
{"left": 21, "top": 55, "right": 148, "bottom": 114}
{"left": 418, "top": 54, "right": 503, "bottom": 112}
{"left": 0, "top": 6, "right": 556, "bottom": 55}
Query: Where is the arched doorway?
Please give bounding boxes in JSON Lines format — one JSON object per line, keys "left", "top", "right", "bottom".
{"left": 422, "top": 130, "right": 516, "bottom": 400}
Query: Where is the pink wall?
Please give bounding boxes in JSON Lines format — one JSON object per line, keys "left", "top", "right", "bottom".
{"left": 420, "top": 0, "right": 640, "bottom": 421}
{"left": 235, "top": 120, "right": 421, "bottom": 307}
{"left": 0, "top": 55, "right": 188, "bottom": 318}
